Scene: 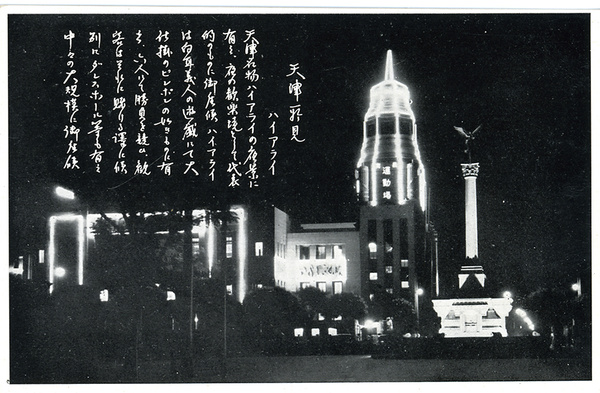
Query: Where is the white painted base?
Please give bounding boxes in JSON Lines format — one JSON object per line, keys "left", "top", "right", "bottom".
{"left": 432, "top": 297, "right": 512, "bottom": 338}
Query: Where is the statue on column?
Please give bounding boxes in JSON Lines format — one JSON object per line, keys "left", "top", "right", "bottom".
{"left": 454, "top": 124, "right": 482, "bottom": 163}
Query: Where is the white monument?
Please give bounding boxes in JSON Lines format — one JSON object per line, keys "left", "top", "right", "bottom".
{"left": 432, "top": 155, "right": 512, "bottom": 338}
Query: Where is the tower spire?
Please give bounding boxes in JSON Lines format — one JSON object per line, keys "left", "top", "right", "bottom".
{"left": 384, "top": 49, "right": 394, "bottom": 80}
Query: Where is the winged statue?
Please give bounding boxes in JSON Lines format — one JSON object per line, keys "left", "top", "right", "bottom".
{"left": 454, "top": 124, "right": 482, "bottom": 163}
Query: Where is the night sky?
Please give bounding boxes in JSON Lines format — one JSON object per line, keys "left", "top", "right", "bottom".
{"left": 8, "top": 12, "right": 591, "bottom": 298}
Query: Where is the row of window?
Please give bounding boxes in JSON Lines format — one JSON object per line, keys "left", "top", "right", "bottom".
{"left": 298, "top": 245, "right": 345, "bottom": 260}
{"left": 300, "top": 281, "right": 343, "bottom": 294}
{"left": 368, "top": 272, "right": 410, "bottom": 288}
{"left": 365, "top": 116, "right": 413, "bottom": 137}
{"left": 228, "top": 239, "right": 271, "bottom": 258}
{"left": 368, "top": 259, "right": 409, "bottom": 273}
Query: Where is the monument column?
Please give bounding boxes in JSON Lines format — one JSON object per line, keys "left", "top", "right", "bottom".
{"left": 461, "top": 163, "right": 479, "bottom": 259}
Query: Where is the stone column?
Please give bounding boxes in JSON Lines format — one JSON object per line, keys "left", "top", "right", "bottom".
{"left": 461, "top": 163, "right": 480, "bottom": 259}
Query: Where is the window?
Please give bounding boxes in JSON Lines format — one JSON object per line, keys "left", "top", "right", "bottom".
{"left": 400, "top": 118, "right": 413, "bottom": 135}
{"left": 226, "top": 236, "right": 233, "bottom": 258}
{"left": 386, "top": 288, "right": 393, "bottom": 294}
{"left": 317, "top": 282, "right": 327, "bottom": 292}
{"left": 300, "top": 282, "right": 311, "bottom": 289}
{"left": 299, "top": 246, "right": 310, "bottom": 260}
{"left": 316, "top": 245, "right": 327, "bottom": 259}
{"left": 311, "top": 328, "right": 320, "bottom": 337}
{"left": 226, "top": 284, "right": 233, "bottom": 295}
{"left": 333, "top": 281, "right": 343, "bottom": 294}
{"left": 368, "top": 242, "right": 377, "bottom": 259}
{"left": 255, "top": 242, "right": 263, "bottom": 256}
{"left": 370, "top": 272, "right": 378, "bottom": 281}
{"left": 366, "top": 119, "right": 376, "bottom": 137}
{"left": 401, "top": 259, "right": 409, "bottom": 268}
{"left": 379, "top": 116, "right": 396, "bottom": 135}
{"left": 385, "top": 265, "right": 393, "bottom": 274}
{"left": 333, "top": 245, "right": 344, "bottom": 259}
{"left": 401, "top": 281, "right": 409, "bottom": 289}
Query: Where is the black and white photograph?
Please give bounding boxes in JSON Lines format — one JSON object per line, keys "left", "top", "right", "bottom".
{"left": 3, "top": 5, "right": 594, "bottom": 387}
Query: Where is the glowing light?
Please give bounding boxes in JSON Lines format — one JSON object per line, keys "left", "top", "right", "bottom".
{"left": 55, "top": 267, "right": 66, "bottom": 278}
{"left": 364, "top": 320, "right": 378, "bottom": 330}
{"left": 370, "top": 161, "right": 378, "bottom": 206}
{"left": 514, "top": 308, "right": 535, "bottom": 330}
{"left": 48, "top": 217, "right": 56, "bottom": 293}
{"left": 207, "top": 220, "right": 215, "bottom": 278}
{"left": 406, "top": 162, "right": 413, "bottom": 200}
{"left": 503, "top": 291, "right": 512, "bottom": 299}
{"left": 571, "top": 283, "right": 580, "bottom": 292}
{"left": 368, "top": 242, "right": 377, "bottom": 253}
{"left": 416, "top": 288, "right": 424, "bottom": 296}
{"left": 233, "top": 207, "right": 247, "bottom": 303}
{"left": 55, "top": 186, "right": 75, "bottom": 200}
{"left": 77, "top": 216, "right": 84, "bottom": 285}
{"left": 192, "top": 209, "right": 207, "bottom": 236}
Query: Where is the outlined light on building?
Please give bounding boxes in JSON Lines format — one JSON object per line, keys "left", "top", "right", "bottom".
{"left": 48, "top": 214, "right": 85, "bottom": 293}
{"left": 233, "top": 206, "right": 248, "bottom": 303}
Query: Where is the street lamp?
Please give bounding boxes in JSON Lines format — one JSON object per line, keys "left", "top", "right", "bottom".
{"left": 55, "top": 267, "right": 66, "bottom": 278}
{"left": 571, "top": 278, "right": 582, "bottom": 298}
{"left": 415, "top": 287, "right": 424, "bottom": 334}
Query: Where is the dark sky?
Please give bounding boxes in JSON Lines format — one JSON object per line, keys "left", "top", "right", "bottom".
{"left": 8, "top": 12, "right": 591, "bottom": 297}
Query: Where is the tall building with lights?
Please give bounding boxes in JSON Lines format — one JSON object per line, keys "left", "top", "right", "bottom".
{"left": 356, "top": 50, "right": 437, "bottom": 302}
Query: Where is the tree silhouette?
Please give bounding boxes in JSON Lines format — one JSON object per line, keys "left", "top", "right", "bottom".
{"left": 242, "top": 287, "right": 306, "bottom": 353}
{"left": 296, "top": 286, "right": 328, "bottom": 321}
{"left": 324, "top": 293, "right": 367, "bottom": 334}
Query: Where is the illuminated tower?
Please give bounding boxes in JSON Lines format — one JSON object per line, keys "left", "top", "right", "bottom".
{"left": 356, "top": 50, "right": 426, "bottom": 208}
{"left": 357, "top": 50, "right": 434, "bottom": 302}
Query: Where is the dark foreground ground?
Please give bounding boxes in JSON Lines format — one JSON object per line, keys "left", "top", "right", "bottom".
{"left": 95, "top": 354, "right": 592, "bottom": 383}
